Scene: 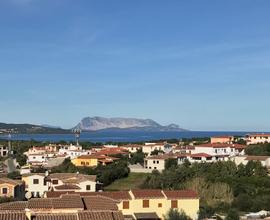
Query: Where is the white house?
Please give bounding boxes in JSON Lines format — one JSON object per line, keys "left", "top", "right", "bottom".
{"left": 144, "top": 154, "right": 177, "bottom": 171}
{"left": 27, "top": 154, "right": 47, "bottom": 166}
{"left": 232, "top": 155, "right": 270, "bottom": 168}
{"left": 142, "top": 142, "right": 167, "bottom": 155}
{"left": 22, "top": 172, "right": 97, "bottom": 198}
{"left": 192, "top": 143, "right": 245, "bottom": 157}
{"left": 58, "top": 144, "right": 91, "bottom": 159}
{"left": 246, "top": 133, "right": 270, "bottom": 145}
{"left": 121, "top": 144, "right": 143, "bottom": 153}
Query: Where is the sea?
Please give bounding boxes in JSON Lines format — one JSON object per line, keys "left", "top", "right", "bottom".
{"left": 0, "top": 131, "right": 251, "bottom": 143}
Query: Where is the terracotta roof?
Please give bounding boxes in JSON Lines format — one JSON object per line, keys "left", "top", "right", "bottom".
{"left": 0, "top": 177, "right": 23, "bottom": 186}
{"left": 78, "top": 211, "right": 124, "bottom": 220}
{"left": 134, "top": 212, "right": 159, "bottom": 219}
{"left": 0, "top": 211, "right": 28, "bottom": 220}
{"left": 163, "top": 190, "right": 198, "bottom": 199}
{"left": 54, "top": 184, "right": 81, "bottom": 190}
{"left": 0, "top": 201, "right": 28, "bottom": 210}
{"left": 35, "top": 213, "right": 78, "bottom": 220}
{"left": 196, "top": 143, "right": 245, "bottom": 149}
{"left": 131, "top": 190, "right": 164, "bottom": 199}
{"left": 49, "top": 173, "right": 96, "bottom": 183}
{"left": 22, "top": 173, "right": 46, "bottom": 177}
{"left": 247, "top": 133, "right": 270, "bottom": 137}
{"left": 28, "top": 198, "right": 53, "bottom": 210}
{"left": 245, "top": 156, "right": 270, "bottom": 161}
{"left": 52, "top": 195, "right": 84, "bottom": 210}
{"left": 83, "top": 196, "right": 118, "bottom": 211}
{"left": 46, "top": 191, "right": 131, "bottom": 201}
{"left": 190, "top": 153, "right": 212, "bottom": 158}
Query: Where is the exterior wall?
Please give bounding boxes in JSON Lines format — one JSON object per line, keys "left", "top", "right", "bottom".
{"left": 0, "top": 183, "right": 15, "bottom": 197}
{"left": 193, "top": 146, "right": 235, "bottom": 156}
{"left": 0, "top": 146, "right": 8, "bottom": 157}
{"left": 142, "top": 144, "right": 165, "bottom": 155}
{"left": 246, "top": 135, "right": 270, "bottom": 145}
{"left": 118, "top": 198, "right": 199, "bottom": 220}
{"left": 71, "top": 158, "right": 98, "bottom": 167}
{"left": 22, "top": 175, "right": 48, "bottom": 197}
{"left": 77, "top": 180, "right": 96, "bottom": 192}
{"left": 28, "top": 155, "right": 47, "bottom": 164}
{"left": 211, "top": 137, "right": 232, "bottom": 144}
{"left": 144, "top": 159, "right": 165, "bottom": 171}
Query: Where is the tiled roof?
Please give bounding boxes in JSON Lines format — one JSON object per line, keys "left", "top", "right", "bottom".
{"left": 146, "top": 154, "right": 177, "bottom": 160}
{"left": 78, "top": 211, "right": 124, "bottom": 220}
{"left": 54, "top": 184, "right": 81, "bottom": 190}
{"left": 0, "top": 177, "right": 23, "bottom": 185}
{"left": 190, "top": 153, "right": 212, "bottom": 158}
{"left": 163, "top": 190, "right": 198, "bottom": 199}
{"left": 52, "top": 195, "right": 84, "bottom": 210}
{"left": 247, "top": 133, "right": 270, "bottom": 137}
{"left": 0, "top": 201, "right": 28, "bottom": 210}
{"left": 0, "top": 211, "right": 28, "bottom": 220}
{"left": 195, "top": 143, "right": 245, "bottom": 149}
{"left": 35, "top": 213, "right": 78, "bottom": 220}
{"left": 83, "top": 196, "right": 118, "bottom": 211}
{"left": 245, "top": 156, "right": 270, "bottom": 161}
{"left": 49, "top": 173, "right": 96, "bottom": 183}
{"left": 46, "top": 191, "right": 132, "bottom": 201}
{"left": 131, "top": 190, "right": 164, "bottom": 199}
{"left": 28, "top": 198, "right": 53, "bottom": 210}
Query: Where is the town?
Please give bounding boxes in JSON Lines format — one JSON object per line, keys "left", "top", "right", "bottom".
{"left": 0, "top": 133, "right": 269, "bottom": 219}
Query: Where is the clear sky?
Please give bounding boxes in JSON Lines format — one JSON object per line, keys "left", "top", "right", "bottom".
{"left": 0, "top": 0, "right": 270, "bottom": 131}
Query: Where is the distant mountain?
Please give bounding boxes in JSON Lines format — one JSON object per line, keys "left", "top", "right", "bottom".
{"left": 0, "top": 123, "right": 70, "bottom": 134}
{"left": 74, "top": 117, "right": 188, "bottom": 131}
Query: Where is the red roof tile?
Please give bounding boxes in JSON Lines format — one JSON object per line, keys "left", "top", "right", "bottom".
{"left": 163, "top": 190, "right": 198, "bottom": 199}
{"left": 131, "top": 190, "right": 164, "bottom": 199}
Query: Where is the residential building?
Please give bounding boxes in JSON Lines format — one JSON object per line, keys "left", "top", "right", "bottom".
{"left": 22, "top": 172, "right": 97, "bottom": 198}
{"left": 232, "top": 155, "right": 270, "bottom": 168}
{"left": 0, "top": 178, "right": 25, "bottom": 200}
{"left": 58, "top": 144, "right": 91, "bottom": 159}
{"left": 246, "top": 133, "right": 270, "bottom": 145}
{"left": 44, "top": 189, "right": 200, "bottom": 220}
{"left": 142, "top": 142, "right": 167, "bottom": 155}
{"left": 210, "top": 136, "right": 234, "bottom": 144}
{"left": 0, "top": 194, "right": 124, "bottom": 220}
{"left": 0, "top": 145, "right": 8, "bottom": 157}
{"left": 72, "top": 154, "right": 119, "bottom": 167}
{"left": 27, "top": 154, "right": 47, "bottom": 166}
{"left": 144, "top": 154, "right": 178, "bottom": 171}
{"left": 192, "top": 143, "right": 245, "bottom": 157}
{"left": 122, "top": 144, "right": 143, "bottom": 153}
{"left": 48, "top": 173, "right": 97, "bottom": 192}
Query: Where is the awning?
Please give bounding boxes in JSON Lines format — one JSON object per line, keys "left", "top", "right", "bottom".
{"left": 134, "top": 212, "right": 160, "bottom": 220}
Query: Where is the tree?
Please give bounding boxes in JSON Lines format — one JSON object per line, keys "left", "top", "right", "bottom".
{"left": 165, "top": 158, "right": 178, "bottom": 170}
{"left": 225, "top": 209, "right": 239, "bottom": 220}
{"left": 164, "top": 209, "right": 191, "bottom": 220}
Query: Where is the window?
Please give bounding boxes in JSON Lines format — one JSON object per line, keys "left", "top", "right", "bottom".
{"left": 81, "top": 161, "right": 85, "bottom": 165}
{"left": 2, "top": 188, "right": 8, "bottom": 194}
{"left": 171, "top": 200, "right": 178, "bottom": 208}
{"left": 157, "top": 161, "right": 159, "bottom": 164}
{"left": 86, "top": 185, "right": 91, "bottom": 191}
{"left": 52, "top": 180, "right": 58, "bottom": 185}
{"left": 154, "top": 167, "right": 157, "bottom": 169}
{"left": 158, "top": 203, "right": 162, "bottom": 208}
{"left": 123, "top": 201, "right": 129, "bottom": 209}
{"left": 86, "top": 162, "right": 89, "bottom": 165}
{"left": 143, "top": 200, "right": 149, "bottom": 208}
{"left": 33, "top": 179, "right": 39, "bottom": 184}
{"left": 153, "top": 160, "right": 156, "bottom": 164}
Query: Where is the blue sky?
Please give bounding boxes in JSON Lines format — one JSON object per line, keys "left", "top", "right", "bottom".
{"left": 0, "top": 0, "right": 270, "bottom": 131}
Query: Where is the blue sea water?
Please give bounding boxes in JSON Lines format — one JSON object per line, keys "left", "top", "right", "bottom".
{"left": 0, "top": 131, "right": 250, "bottom": 143}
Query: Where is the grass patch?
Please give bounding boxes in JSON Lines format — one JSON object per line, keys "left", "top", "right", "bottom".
{"left": 105, "top": 172, "right": 149, "bottom": 191}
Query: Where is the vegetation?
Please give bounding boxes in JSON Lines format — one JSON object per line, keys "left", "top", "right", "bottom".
{"left": 129, "top": 149, "right": 145, "bottom": 165}
{"left": 164, "top": 209, "right": 191, "bottom": 220}
{"left": 105, "top": 172, "right": 149, "bottom": 191}
{"left": 245, "top": 143, "right": 270, "bottom": 156}
{"left": 142, "top": 160, "right": 270, "bottom": 216}
{"left": 51, "top": 158, "right": 130, "bottom": 187}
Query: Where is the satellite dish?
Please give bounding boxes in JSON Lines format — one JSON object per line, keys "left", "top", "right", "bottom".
{"left": 25, "top": 191, "right": 32, "bottom": 200}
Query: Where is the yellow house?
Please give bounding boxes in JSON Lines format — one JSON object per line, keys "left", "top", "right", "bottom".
{"left": 46, "top": 190, "right": 199, "bottom": 220}
{"left": 71, "top": 155, "right": 99, "bottom": 167}
{"left": 118, "top": 190, "right": 199, "bottom": 220}
{"left": 0, "top": 177, "right": 25, "bottom": 200}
